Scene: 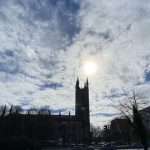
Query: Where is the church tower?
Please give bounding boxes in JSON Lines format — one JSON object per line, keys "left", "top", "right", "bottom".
{"left": 75, "top": 77, "right": 90, "bottom": 143}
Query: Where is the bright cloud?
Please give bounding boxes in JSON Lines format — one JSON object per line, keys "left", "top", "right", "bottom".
{"left": 0, "top": 0, "right": 150, "bottom": 127}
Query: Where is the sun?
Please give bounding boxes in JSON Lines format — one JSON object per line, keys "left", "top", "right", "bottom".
{"left": 84, "top": 61, "right": 97, "bottom": 76}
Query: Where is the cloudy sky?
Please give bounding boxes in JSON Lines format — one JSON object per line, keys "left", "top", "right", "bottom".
{"left": 0, "top": 0, "right": 150, "bottom": 127}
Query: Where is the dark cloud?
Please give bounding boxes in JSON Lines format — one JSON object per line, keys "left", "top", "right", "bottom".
{"left": 40, "top": 82, "right": 63, "bottom": 90}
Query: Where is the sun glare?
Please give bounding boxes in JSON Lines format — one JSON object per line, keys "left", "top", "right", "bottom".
{"left": 84, "top": 61, "right": 97, "bottom": 76}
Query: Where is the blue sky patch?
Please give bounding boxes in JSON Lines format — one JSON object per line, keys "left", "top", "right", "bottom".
{"left": 92, "top": 113, "right": 119, "bottom": 117}
{"left": 50, "top": 108, "right": 67, "bottom": 114}
{"left": 40, "top": 82, "right": 63, "bottom": 90}
{"left": 145, "top": 71, "right": 150, "bottom": 82}
{"left": 0, "top": 50, "right": 19, "bottom": 74}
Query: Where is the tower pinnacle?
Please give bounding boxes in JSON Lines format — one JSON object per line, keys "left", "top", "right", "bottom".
{"left": 76, "top": 76, "right": 79, "bottom": 87}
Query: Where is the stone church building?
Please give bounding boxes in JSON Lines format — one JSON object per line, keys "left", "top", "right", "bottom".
{"left": 0, "top": 78, "right": 90, "bottom": 145}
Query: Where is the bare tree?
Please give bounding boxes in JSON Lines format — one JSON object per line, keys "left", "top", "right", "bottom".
{"left": 28, "top": 108, "right": 38, "bottom": 115}
{"left": 90, "top": 124, "right": 102, "bottom": 143}
{"left": 13, "top": 106, "right": 22, "bottom": 114}
{"left": 90, "top": 124, "right": 102, "bottom": 138}
{"left": 39, "top": 106, "right": 50, "bottom": 115}
{"left": 118, "top": 91, "right": 148, "bottom": 150}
